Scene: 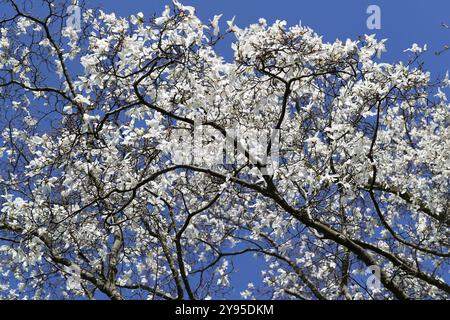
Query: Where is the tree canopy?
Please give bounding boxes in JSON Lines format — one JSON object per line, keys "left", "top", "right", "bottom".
{"left": 0, "top": 0, "right": 448, "bottom": 300}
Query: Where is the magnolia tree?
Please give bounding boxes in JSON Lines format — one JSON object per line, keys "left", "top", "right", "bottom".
{"left": 0, "top": 0, "right": 448, "bottom": 300}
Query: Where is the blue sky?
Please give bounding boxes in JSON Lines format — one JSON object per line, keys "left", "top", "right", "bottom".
{"left": 82, "top": 0, "right": 449, "bottom": 299}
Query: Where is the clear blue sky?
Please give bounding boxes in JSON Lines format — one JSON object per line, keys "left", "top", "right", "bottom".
{"left": 82, "top": 0, "right": 449, "bottom": 299}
